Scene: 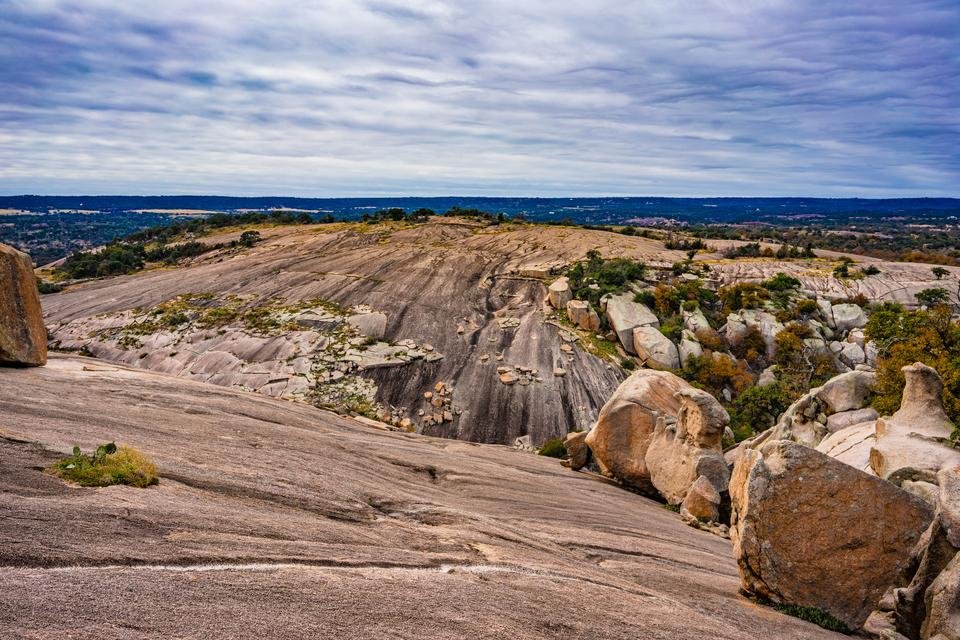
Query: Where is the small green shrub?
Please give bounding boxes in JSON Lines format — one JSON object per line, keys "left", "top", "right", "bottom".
{"left": 49, "top": 443, "right": 158, "bottom": 488}
{"left": 538, "top": 438, "right": 567, "bottom": 458}
{"left": 620, "top": 357, "right": 637, "bottom": 371}
{"left": 761, "top": 272, "right": 801, "bottom": 292}
{"left": 769, "top": 602, "right": 849, "bottom": 633}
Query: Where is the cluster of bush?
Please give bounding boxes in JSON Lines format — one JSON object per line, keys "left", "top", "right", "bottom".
{"left": 722, "top": 242, "right": 815, "bottom": 260}
{"left": 565, "top": 249, "right": 647, "bottom": 308}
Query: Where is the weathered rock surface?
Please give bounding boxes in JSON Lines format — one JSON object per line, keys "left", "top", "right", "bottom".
{"left": 826, "top": 407, "right": 879, "bottom": 433}
{"left": 866, "top": 467, "right": 960, "bottom": 640}
{"left": 816, "top": 421, "right": 877, "bottom": 474}
{"left": 730, "top": 440, "right": 933, "bottom": 629}
{"left": 871, "top": 363, "right": 960, "bottom": 486}
{"left": 43, "top": 221, "right": 644, "bottom": 445}
{"left": 565, "top": 299, "right": 600, "bottom": 332}
{"left": 645, "top": 387, "right": 730, "bottom": 507}
{"left": 548, "top": 276, "right": 572, "bottom": 309}
{"left": 0, "top": 354, "right": 845, "bottom": 640}
{"left": 584, "top": 369, "right": 688, "bottom": 493}
{"left": 0, "top": 243, "right": 46, "bottom": 366}
{"left": 632, "top": 325, "right": 680, "bottom": 370}
{"left": 604, "top": 293, "right": 658, "bottom": 354}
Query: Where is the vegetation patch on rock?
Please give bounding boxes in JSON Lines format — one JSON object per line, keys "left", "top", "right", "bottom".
{"left": 49, "top": 442, "right": 158, "bottom": 488}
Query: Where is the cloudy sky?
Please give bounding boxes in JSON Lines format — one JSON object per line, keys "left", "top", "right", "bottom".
{"left": 1, "top": 1, "right": 958, "bottom": 197}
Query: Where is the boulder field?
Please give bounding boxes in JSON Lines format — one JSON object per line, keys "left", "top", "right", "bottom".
{"left": 0, "top": 354, "right": 844, "bottom": 640}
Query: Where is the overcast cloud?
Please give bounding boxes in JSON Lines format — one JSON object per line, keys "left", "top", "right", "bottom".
{"left": 0, "top": 0, "right": 957, "bottom": 196}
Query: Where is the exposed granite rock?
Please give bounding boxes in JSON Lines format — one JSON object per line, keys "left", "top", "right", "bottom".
{"left": 563, "top": 430, "right": 591, "bottom": 470}
{"left": 871, "top": 363, "right": 960, "bottom": 486}
{"left": 730, "top": 440, "right": 934, "bottom": 629}
{"left": 632, "top": 326, "right": 680, "bottom": 370}
{"left": 866, "top": 467, "right": 960, "bottom": 640}
{"left": 0, "top": 243, "right": 46, "bottom": 366}
{"left": 565, "top": 299, "right": 600, "bottom": 332}
{"left": 605, "top": 293, "right": 658, "bottom": 354}
{"left": 678, "top": 329, "right": 703, "bottom": 368}
{"left": 548, "top": 276, "right": 572, "bottom": 309}
{"left": 0, "top": 354, "right": 848, "bottom": 640}
{"left": 645, "top": 387, "right": 730, "bottom": 507}
{"left": 584, "top": 369, "right": 688, "bottom": 493}
{"left": 832, "top": 303, "right": 868, "bottom": 332}
{"left": 680, "top": 475, "right": 721, "bottom": 524}
{"left": 826, "top": 407, "right": 879, "bottom": 433}
{"left": 816, "top": 421, "right": 876, "bottom": 474}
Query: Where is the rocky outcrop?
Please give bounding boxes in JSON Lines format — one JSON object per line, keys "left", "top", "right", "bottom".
{"left": 747, "top": 369, "right": 876, "bottom": 449}
{"left": 730, "top": 440, "right": 934, "bottom": 629}
{"left": 548, "top": 277, "right": 572, "bottom": 309}
{"left": 0, "top": 243, "right": 47, "bottom": 366}
{"left": 565, "top": 299, "right": 600, "bottom": 332}
{"left": 632, "top": 326, "right": 680, "bottom": 370}
{"left": 725, "top": 309, "right": 784, "bottom": 359}
{"left": 604, "top": 293, "right": 658, "bottom": 354}
{"left": 346, "top": 310, "right": 387, "bottom": 339}
{"left": 584, "top": 369, "right": 688, "bottom": 493}
{"left": 832, "top": 303, "right": 868, "bottom": 332}
{"left": 871, "top": 363, "right": 960, "bottom": 486}
{"left": 645, "top": 387, "right": 729, "bottom": 507}
{"left": 866, "top": 467, "right": 960, "bottom": 640}
{"left": 681, "top": 306, "right": 711, "bottom": 334}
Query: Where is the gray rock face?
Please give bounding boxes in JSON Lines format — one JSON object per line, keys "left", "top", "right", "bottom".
{"left": 757, "top": 366, "right": 777, "bottom": 387}
{"left": 681, "top": 306, "right": 711, "bottom": 334}
{"left": 42, "top": 222, "right": 636, "bottom": 446}
{"left": 346, "top": 311, "right": 387, "bottom": 339}
{"left": 870, "top": 363, "right": 960, "bottom": 485}
{"left": 730, "top": 440, "right": 934, "bottom": 629}
{"left": 0, "top": 243, "right": 47, "bottom": 366}
{"left": 605, "top": 293, "right": 658, "bottom": 354}
{"left": 726, "top": 309, "right": 784, "bottom": 359}
{"left": 832, "top": 303, "right": 868, "bottom": 332}
{"left": 632, "top": 326, "right": 680, "bottom": 370}
{"left": 645, "top": 387, "right": 730, "bottom": 508}
{"left": 816, "top": 422, "right": 876, "bottom": 474}
{"left": 839, "top": 341, "right": 866, "bottom": 368}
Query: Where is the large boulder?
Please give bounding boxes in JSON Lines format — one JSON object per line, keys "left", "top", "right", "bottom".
{"left": 632, "top": 326, "right": 680, "bottom": 370}
{"left": 584, "top": 369, "right": 688, "bottom": 493}
{"left": 0, "top": 243, "right": 47, "bottom": 366}
{"left": 870, "top": 363, "right": 960, "bottom": 486}
{"left": 726, "top": 309, "right": 784, "bottom": 359}
{"left": 866, "top": 467, "right": 960, "bottom": 640}
{"left": 832, "top": 303, "right": 868, "bottom": 332}
{"left": 565, "top": 299, "right": 600, "bottom": 332}
{"left": 547, "top": 277, "right": 572, "bottom": 309}
{"left": 645, "top": 387, "right": 729, "bottom": 507}
{"left": 604, "top": 293, "right": 658, "bottom": 354}
{"left": 730, "top": 440, "right": 934, "bottom": 629}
